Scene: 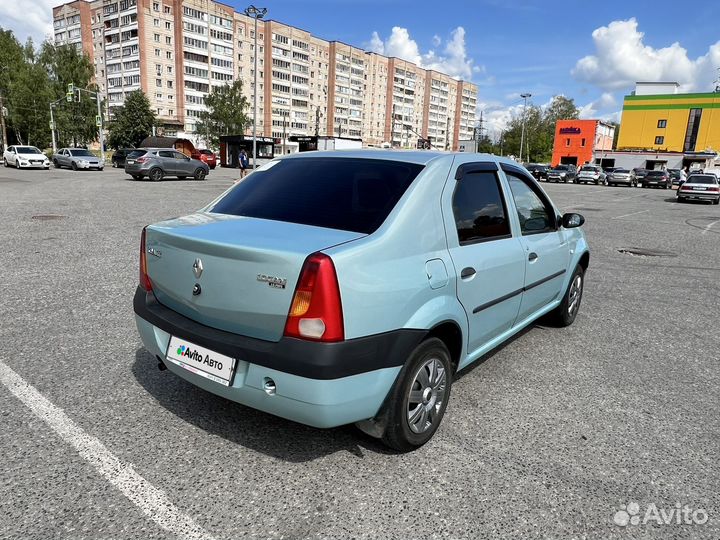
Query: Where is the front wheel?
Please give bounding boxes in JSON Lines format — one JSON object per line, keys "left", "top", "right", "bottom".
{"left": 53, "top": 159, "right": 60, "bottom": 169}
{"left": 380, "top": 338, "right": 452, "bottom": 452}
{"left": 193, "top": 168, "right": 206, "bottom": 181}
{"left": 2, "top": 158, "right": 7, "bottom": 167}
{"left": 547, "top": 265, "right": 584, "bottom": 327}
{"left": 71, "top": 162, "right": 78, "bottom": 171}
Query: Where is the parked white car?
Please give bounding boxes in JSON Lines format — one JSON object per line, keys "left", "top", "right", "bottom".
{"left": 3, "top": 146, "right": 51, "bottom": 169}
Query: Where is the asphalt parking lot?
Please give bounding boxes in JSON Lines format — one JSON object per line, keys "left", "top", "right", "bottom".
{"left": 1, "top": 162, "right": 718, "bottom": 540}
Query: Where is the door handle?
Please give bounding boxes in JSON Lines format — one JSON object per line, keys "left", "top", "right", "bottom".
{"left": 528, "top": 252, "right": 538, "bottom": 262}
{"left": 460, "top": 267, "right": 476, "bottom": 279}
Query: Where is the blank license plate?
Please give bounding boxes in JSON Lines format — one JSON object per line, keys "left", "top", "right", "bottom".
{"left": 166, "top": 336, "right": 236, "bottom": 386}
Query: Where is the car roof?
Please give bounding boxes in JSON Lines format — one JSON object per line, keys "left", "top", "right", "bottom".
{"left": 278, "top": 149, "right": 450, "bottom": 165}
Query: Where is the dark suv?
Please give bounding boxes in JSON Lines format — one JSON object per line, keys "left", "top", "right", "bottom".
{"left": 547, "top": 164, "right": 577, "bottom": 183}
{"left": 526, "top": 164, "right": 548, "bottom": 181}
{"left": 111, "top": 148, "right": 135, "bottom": 168}
{"left": 641, "top": 170, "right": 671, "bottom": 189}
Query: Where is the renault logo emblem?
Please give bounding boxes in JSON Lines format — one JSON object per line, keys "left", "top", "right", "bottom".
{"left": 192, "top": 258, "right": 203, "bottom": 279}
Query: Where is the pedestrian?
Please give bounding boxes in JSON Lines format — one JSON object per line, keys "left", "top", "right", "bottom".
{"left": 238, "top": 149, "right": 249, "bottom": 180}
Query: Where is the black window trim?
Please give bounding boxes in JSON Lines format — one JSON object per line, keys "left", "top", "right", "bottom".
{"left": 452, "top": 163, "right": 513, "bottom": 246}
{"left": 500, "top": 163, "right": 559, "bottom": 235}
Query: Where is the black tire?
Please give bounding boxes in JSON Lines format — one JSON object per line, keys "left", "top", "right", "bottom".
{"left": 71, "top": 161, "right": 78, "bottom": 171}
{"left": 53, "top": 159, "right": 60, "bottom": 169}
{"left": 677, "top": 197, "right": 684, "bottom": 203}
{"left": 99, "top": 167, "right": 104, "bottom": 171}
{"left": 148, "top": 167, "right": 163, "bottom": 182}
{"left": 193, "top": 168, "right": 206, "bottom": 181}
{"left": 546, "top": 264, "right": 584, "bottom": 327}
{"left": 2, "top": 158, "right": 7, "bottom": 167}
{"left": 381, "top": 338, "right": 453, "bottom": 452}
{"left": 112, "top": 161, "right": 117, "bottom": 168}
{"left": 713, "top": 198, "right": 719, "bottom": 205}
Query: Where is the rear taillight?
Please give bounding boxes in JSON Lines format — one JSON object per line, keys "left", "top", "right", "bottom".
{"left": 708, "top": 186, "right": 720, "bottom": 192}
{"left": 136, "top": 157, "right": 149, "bottom": 164}
{"left": 139, "top": 226, "right": 153, "bottom": 291}
{"left": 283, "top": 253, "right": 344, "bottom": 342}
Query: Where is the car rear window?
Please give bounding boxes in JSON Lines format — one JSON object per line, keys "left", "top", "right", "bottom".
{"left": 688, "top": 175, "right": 717, "bottom": 184}
{"left": 211, "top": 157, "right": 424, "bottom": 234}
{"left": 614, "top": 169, "right": 629, "bottom": 173}
{"left": 127, "top": 150, "right": 146, "bottom": 158}
{"left": 646, "top": 171, "right": 665, "bottom": 176}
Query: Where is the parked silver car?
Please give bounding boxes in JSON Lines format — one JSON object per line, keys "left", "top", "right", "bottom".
{"left": 52, "top": 148, "right": 105, "bottom": 170}
{"left": 124, "top": 148, "right": 209, "bottom": 181}
{"left": 606, "top": 168, "right": 635, "bottom": 187}
{"left": 676, "top": 174, "right": 720, "bottom": 204}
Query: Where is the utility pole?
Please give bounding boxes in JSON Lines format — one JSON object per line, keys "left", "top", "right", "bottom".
{"left": 245, "top": 5, "right": 267, "bottom": 169}
{"left": 0, "top": 93, "right": 7, "bottom": 151}
{"left": 476, "top": 110, "right": 484, "bottom": 152}
{"left": 519, "top": 92, "right": 531, "bottom": 163}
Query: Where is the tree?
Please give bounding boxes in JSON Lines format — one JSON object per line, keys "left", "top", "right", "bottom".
{"left": 107, "top": 90, "right": 157, "bottom": 149}
{"left": 40, "top": 42, "right": 98, "bottom": 147}
{"left": 8, "top": 38, "right": 52, "bottom": 148}
{"left": 0, "top": 29, "right": 30, "bottom": 148}
{"left": 195, "top": 80, "right": 249, "bottom": 148}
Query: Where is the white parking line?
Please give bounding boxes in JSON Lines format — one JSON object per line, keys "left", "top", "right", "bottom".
{"left": 613, "top": 209, "right": 650, "bottom": 220}
{"left": 701, "top": 218, "right": 720, "bottom": 235}
{"left": 0, "top": 360, "right": 216, "bottom": 540}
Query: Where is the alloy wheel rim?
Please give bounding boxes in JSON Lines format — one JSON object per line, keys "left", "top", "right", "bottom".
{"left": 568, "top": 275, "right": 582, "bottom": 316}
{"left": 407, "top": 356, "right": 446, "bottom": 434}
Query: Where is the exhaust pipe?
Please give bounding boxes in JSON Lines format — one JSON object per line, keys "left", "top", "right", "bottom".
{"left": 156, "top": 355, "right": 167, "bottom": 371}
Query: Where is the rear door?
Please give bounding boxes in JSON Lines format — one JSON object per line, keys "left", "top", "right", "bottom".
{"left": 445, "top": 162, "right": 526, "bottom": 355}
{"left": 501, "top": 165, "right": 569, "bottom": 323}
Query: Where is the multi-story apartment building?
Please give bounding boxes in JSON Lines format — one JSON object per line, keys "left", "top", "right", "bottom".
{"left": 52, "top": 0, "right": 478, "bottom": 150}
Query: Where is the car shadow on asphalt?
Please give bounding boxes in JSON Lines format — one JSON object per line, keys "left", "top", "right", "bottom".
{"left": 131, "top": 348, "right": 396, "bottom": 461}
{"left": 453, "top": 324, "right": 535, "bottom": 382}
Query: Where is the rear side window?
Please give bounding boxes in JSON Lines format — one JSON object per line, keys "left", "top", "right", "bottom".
{"left": 452, "top": 171, "right": 511, "bottom": 244}
{"left": 211, "top": 158, "right": 424, "bottom": 234}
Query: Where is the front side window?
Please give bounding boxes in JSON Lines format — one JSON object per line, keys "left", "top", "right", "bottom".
{"left": 452, "top": 170, "right": 510, "bottom": 244}
{"left": 506, "top": 173, "right": 555, "bottom": 235}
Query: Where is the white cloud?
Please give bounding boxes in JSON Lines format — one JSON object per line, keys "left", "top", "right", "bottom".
{"left": 572, "top": 18, "right": 720, "bottom": 93}
{"left": 0, "top": 0, "right": 55, "bottom": 46}
{"left": 369, "top": 26, "right": 478, "bottom": 81}
{"left": 578, "top": 92, "right": 617, "bottom": 119}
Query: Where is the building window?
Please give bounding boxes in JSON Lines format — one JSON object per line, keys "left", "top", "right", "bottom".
{"left": 657, "top": 119, "right": 667, "bottom": 128}
{"left": 565, "top": 138, "right": 570, "bottom": 147}
{"left": 581, "top": 138, "right": 586, "bottom": 147}
{"left": 655, "top": 136, "right": 664, "bottom": 145}
{"left": 155, "top": 48, "right": 161, "bottom": 57}
{"left": 153, "top": 2, "right": 159, "bottom": 11}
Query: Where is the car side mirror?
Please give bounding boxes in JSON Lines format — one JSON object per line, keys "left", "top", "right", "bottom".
{"left": 562, "top": 213, "right": 585, "bottom": 228}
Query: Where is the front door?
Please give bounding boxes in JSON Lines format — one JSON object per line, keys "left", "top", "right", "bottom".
{"left": 503, "top": 169, "right": 569, "bottom": 322}
{"left": 446, "top": 163, "right": 526, "bottom": 356}
{"left": 157, "top": 150, "right": 177, "bottom": 174}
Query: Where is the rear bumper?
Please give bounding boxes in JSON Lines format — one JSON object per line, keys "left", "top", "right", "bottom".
{"left": 133, "top": 287, "right": 422, "bottom": 427}
{"left": 677, "top": 191, "right": 719, "bottom": 200}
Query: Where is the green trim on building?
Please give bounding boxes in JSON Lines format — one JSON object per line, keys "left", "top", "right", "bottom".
{"left": 623, "top": 102, "right": 720, "bottom": 111}
{"left": 624, "top": 92, "right": 720, "bottom": 101}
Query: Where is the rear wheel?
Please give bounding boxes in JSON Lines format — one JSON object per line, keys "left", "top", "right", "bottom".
{"left": 193, "top": 167, "right": 206, "bottom": 181}
{"left": 149, "top": 167, "right": 163, "bottom": 182}
{"left": 380, "top": 338, "right": 452, "bottom": 452}
{"left": 547, "top": 265, "right": 584, "bottom": 327}
{"left": 713, "top": 198, "right": 719, "bottom": 205}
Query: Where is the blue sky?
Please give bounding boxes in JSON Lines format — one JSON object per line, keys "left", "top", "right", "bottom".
{"left": 6, "top": 1, "right": 720, "bottom": 138}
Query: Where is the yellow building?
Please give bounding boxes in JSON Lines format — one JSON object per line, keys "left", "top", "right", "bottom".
{"left": 617, "top": 82, "right": 720, "bottom": 153}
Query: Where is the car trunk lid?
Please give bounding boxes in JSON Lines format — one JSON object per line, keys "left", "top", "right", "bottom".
{"left": 145, "top": 213, "right": 365, "bottom": 342}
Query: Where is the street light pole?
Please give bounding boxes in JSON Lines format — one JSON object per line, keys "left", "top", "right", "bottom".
{"left": 244, "top": 5, "right": 267, "bottom": 170}
{"left": 519, "top": 92, "right": 531, "bottom": 163}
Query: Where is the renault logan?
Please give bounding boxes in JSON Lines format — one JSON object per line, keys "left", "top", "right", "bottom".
{"left": 134, "top": 151, "right": 589, "bottom": 451}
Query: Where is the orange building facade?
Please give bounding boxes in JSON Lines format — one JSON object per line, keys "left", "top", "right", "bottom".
{"left": 551, "top": 120, "right": 615, "bottom": 167}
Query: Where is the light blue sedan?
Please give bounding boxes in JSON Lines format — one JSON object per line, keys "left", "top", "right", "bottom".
{"left": 134, "top": 150, "right": 589, "bottom": 451}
